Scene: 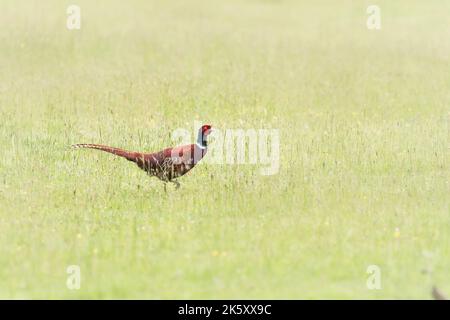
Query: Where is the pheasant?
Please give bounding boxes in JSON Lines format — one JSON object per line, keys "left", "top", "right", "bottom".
{"left": 72, "top": 125, "right": 212, "bottom": 189}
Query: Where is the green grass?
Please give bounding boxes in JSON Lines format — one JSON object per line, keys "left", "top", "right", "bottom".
{"left": 0, "top": 0, "right": 448, "bottom": 299}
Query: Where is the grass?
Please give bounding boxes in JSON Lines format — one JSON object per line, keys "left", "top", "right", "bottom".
{"left": 0, "top": 0, "right": 448, "bottom": 299}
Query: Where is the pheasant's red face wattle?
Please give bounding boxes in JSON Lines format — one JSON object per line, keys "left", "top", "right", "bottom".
{"left": 201, "top": 124, "right": 212, "bottom": 136}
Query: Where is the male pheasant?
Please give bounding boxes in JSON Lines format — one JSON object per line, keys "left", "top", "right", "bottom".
{"left": 72, "top": 125, "right": 212, "bottom": 189}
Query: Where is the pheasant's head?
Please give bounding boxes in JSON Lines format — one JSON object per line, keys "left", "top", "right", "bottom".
{"left": 201, "top": 124, "right": 212, "bottom": 136}
{"left": 197, "top": 124, "right": 212, "bottom": 148}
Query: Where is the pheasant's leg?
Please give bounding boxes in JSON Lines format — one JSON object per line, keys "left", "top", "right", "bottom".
{"left": 172, "top": 180, "right": 180, "bottom": 190}
{"left": 163, "top": 182, "right": 167, "bottom": 193}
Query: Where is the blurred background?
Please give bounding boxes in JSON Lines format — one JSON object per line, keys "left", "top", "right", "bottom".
{"left": 0, "top": 0, "right": 448, "bottom": 298}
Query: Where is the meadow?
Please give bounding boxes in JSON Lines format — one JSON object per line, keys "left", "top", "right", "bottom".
{"left": 0, "top": 0, "right": 448, "bottom": 299}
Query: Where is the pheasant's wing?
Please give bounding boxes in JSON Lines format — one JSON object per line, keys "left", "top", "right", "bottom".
{"left": 134, "top": 151, "right": 176, "bottom": 181}
{"left": 164, "top": 144, "right": 202, "bottom": 178}
{"left": 138, "top": 144, "right": 203, "bottom": 181}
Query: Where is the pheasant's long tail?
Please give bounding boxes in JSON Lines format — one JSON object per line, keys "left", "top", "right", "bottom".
{"left": 71, "top": 143, "right": 144, "bottom": 163}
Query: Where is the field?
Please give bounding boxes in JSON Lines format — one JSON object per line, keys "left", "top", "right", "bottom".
{"left": 0, "top": 0, "right": 448, "bottom": 299}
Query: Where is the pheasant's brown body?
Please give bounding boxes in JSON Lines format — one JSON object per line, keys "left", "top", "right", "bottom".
{"left": 72, "top": 143, "right": 206, "bottom": 182}
{"left": 73, "top": 125, "right": 212, "bottom": 188}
